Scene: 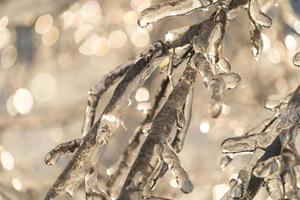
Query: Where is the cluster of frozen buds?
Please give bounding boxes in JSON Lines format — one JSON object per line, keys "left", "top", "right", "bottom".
{"left": 221, "top": 85, "right": 300, "bottom": 199}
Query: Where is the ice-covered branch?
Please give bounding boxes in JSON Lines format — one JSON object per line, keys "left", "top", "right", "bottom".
{"left": 221, "top": 85, "right": 300, "bottom": 200}
{"left": 44, "top": 41, "right": 168, "bottom": 199}
{"left": 44, "top": 0, "right": 281, "bottom": 199}
{"left": 118, "top": 53, "right": 208, "bottom": 199}
{"left": 106, "top": 76, "right": 170, "bottom": 193}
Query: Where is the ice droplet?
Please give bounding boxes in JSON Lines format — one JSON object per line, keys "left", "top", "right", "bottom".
{"left": 219, "top": 73, "right": 241, "bottom": 90}
{"left": 142, "top": 122, "right": 152, "bottom": 135}
{"left": 264, "top": 98, "right": 280, "bottom": 111}
{"left": 292, "top": 52, "right": 300, "bottom": 67}
{"left": 209, "top": 101, "right": 223, "bottom": 118}
{"left": 220, "top": 155, "right": 232, "bottom": 170}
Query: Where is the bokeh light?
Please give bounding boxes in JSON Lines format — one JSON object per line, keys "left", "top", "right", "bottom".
{"left": 31, "top": 72, "right": 56, "bottom": 103}
{"left": 0, "top": 27, "right": 10, "bottom": 49}
{"left": 0, "top": 150, "right": 14, "bottom": 170}
{"left": 200, "top": 121, "right": 210, "bottom": 134}
{"left": 80, "top": 0, "right": 101, "bottom": 19}
{"left": 109, "top": 30, "right": 127, "bottom": 49}
{"left": 42, "top": 26, "right": 60, "bottom": 46}
{"left": 135, "top": 87, "right": 150, "bottom": 102}
{"left": 35, "top": 14, "right": 53, "bottom": 34}
{"left": 12, "top": 178, "right": 22, "bottom": 191}
{"left": 13, "top": 88, "right": 34, "bottom": 114}
{"left": 1, "top": 45, "right": 17, "bottom": 69}
{"left": 130, "top": 29, "right": 150, "bottom": 48}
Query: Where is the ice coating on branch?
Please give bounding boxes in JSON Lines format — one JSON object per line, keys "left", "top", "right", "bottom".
{"left": 266, "top": 177, "right": 284, "bottom": 199}
{"left": 45, "top": 42, "right": 168, "bottom": 199}
{"left": 216, "top": 57, "right": 231, "bottom": 73}
{"left": 193, "top": 9, "right": 226, "bottom": 64}
{"left": 227, "top": 0, "right": 248, "bottom": 20}
{"left": 252, "top": 156, "right": 284, "bottom": 177}
{"left": 221, "top": 86, "right": 300, "bottom": 200}
{"left": 293, "top": 52, "right": 300, "bottom": 67}
{"left": 249, "top": 0, "right": 272, "bottom": 28}
{"left": 96, "top": 45, "right": 162, "bottom": 145}
{"left": 85, "top": 168, "right": 109, "bottom": 199}
{"left": 172, "top": 88, "right": 193, "bottom": 153}
{"left": 138, "top": 0, "right": 216, "bottom": 28}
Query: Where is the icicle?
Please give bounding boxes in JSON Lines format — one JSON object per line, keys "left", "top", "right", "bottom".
{"left": 221, "top": 134, "right": 257, "bottom": 155}
{"left": 250, "top": 22, "right": 263, "bottom": 59}
{"left": 248, "top": 0, "right": 272, "bottom": 28}
{"left": 207, "top": 9, "right": 227, "bottom": 64}
{"left": 220, "top": 155, "right": 233, "bottom": 170}
{"left": 138, "top": 0, "right": 216, "bottom": 28}
{"left": 161, "top": 142, "right": 193, "bottom": 193}
{"left": 208, "top": 78, "right": 225, "bottom": 118}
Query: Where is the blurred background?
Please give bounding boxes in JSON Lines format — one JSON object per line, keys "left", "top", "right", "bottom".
{"left": 1, "top": 0, "right": 300, "bottom": 199}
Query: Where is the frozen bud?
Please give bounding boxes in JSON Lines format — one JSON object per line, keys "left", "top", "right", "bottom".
{"left": 292, "top": 52, "right": 300, "bottom": 67}
{"left": 219, "top": 73, "right": 241, "bottom": 90}
{"left": 216, "top": 57, "right": 231, "bottom": 73}
{"left": 249, "top": 0, "right": 272, "bottom": 28}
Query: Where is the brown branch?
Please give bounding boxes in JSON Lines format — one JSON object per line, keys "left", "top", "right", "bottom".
{"left": 118, "top": 53, "right": 208, "bottom": 199}
{"left": 105, "top": 45, "right": 193, "bottom": 194}
{"left": 44, "top": 41, "right": 168, "bottom": 199}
